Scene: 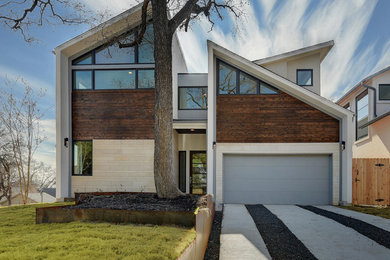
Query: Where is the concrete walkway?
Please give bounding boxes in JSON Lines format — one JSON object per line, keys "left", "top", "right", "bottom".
{"left": 220, "top": 204, "right": 271, "bottom": 260}
{"left": 317, "top": 205, "right": 390, "bottom": 232}
{"left": 266, "top": 205, "right": 390, "bottom": 260}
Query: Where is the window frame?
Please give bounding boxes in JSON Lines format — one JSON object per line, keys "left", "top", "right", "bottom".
{"left": 355, "top": 90, "right": 369, "bottom": 141}
{"left": 296, "top": 69, "right": 313, "bottom": 87}
{"left": 378, "top": 84, "right": 390, "bottom": 101}
{"left": 72, "top": 68, "right": 155, "bottom": 90}
{"left": 178, "top": 86, "right": 208, "bottom": 110}
{"left": 71, "top": 24, "right": 155, "bottom": 66}
{"left": 216, "top": 59, "right": 279, "bottom": 96}
{"left": 72, "top": 140, "right": 93, "bottom": 176}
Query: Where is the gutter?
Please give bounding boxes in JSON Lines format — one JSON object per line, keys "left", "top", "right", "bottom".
{"left": 361, "top": 83, "right": 377, "bottom": 118}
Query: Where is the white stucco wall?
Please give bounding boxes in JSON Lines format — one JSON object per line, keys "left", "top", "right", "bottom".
{"left": 353, "top": 116, "right": 390, "bottom": 158}
{"left": 262, "top": 53, "right": 322, "bottom": 95}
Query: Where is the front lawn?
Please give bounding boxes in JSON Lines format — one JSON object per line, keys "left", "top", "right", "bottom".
{"left": 0, "top": 203, "right": 195, "bottom": 260}
{"left": 339, "top": 205, "right": 390, "bottom": 220}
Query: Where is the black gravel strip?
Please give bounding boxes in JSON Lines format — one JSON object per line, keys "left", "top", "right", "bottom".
{"left": 70, "top": 193, "right": 206, "bottom": 212}
{"left": 246, "top": 204, "right": 317, "bottom": 260}
{"left": 204, "top": 208, "right": 223, "bottom": 260}
{"left": 298, "top": 205, "right": 390, "bottom": 249}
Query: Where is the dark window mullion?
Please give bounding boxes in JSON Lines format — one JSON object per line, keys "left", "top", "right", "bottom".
{"left": 236, "top": 69, "right": 240, "bottom": 95}
{"left": 135, "top": 30, "right": 139, "bottom": 64}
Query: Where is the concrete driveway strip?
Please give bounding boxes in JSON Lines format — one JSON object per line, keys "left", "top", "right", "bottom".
{"left": 316, "top": 205, "right": 390, "bottom": 232}
{"left": 220, "top": 204, "right": 271, "bottom": 260}
{"left": 265, "top": 205, "right": 390, "bottom": 260}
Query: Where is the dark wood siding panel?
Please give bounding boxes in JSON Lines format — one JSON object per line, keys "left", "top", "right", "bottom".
{"left": 72, "top": 90, "right": 155, "bottom": 140}
{"left": 216, "top": 92, "right": 339, "bottom": 143}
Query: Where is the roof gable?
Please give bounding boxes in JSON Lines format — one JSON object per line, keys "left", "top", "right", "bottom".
{"left": 208, "top": 40, "right": 351, "bottom": 120}
{"left": 253, "top": 40, "right": 334, "bottom": 66}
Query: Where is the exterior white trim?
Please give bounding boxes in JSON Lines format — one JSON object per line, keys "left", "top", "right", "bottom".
{"left": 215, "top": 143, "right": 340, "bottom": 205}
{"left": 173, "top": 121, "right": 207, "bottom": 129}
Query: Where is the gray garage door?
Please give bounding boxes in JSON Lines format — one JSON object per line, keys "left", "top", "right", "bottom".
{"left": 223, "top": 154, "right": 331, "bottom": 205}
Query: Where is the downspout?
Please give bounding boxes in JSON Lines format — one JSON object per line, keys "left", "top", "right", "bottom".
{"left": 361, "top": 83, "right": 377, "bottom": 118}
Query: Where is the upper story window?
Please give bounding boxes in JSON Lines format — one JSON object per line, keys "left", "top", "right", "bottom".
{"left": 379, "top": 84, "right": 390, "bottom": 100}
{"left": 179, "top": 87, "right": 207, "bottom": 110}
{"left": 217, "top": 60, "right": 278, "bottom": 95}
{"left": 72, "top": 24, "right": 155, "bottom": 90}
{"left": 297, "top": 69, "right": 313, "bottom": 86}
{"left": 356, "top": 90, "right": 368, "bottom": 140}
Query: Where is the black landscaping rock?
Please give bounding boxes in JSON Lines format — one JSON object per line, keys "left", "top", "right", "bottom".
{"left": 298, "top": 205, "right": 390, "bottom": 249}
{"left": 246, "top": 204, "right": 317, "bottom": 260}
{"left": 70, "top": 193, "right": 206, "bottom": 212}
{"left": 204, "top": 208, "right": 223, "bottom": 260}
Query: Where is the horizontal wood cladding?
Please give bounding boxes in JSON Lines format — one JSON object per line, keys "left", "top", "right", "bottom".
{"left": 216, "top": 92, "right": 339, "bottom": 143}
{"left": 72, "top": 90, "right": 155, "bottom": 140}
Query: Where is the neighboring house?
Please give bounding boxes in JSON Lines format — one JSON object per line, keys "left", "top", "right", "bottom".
{"left": 0, "top": 187, "right": 56, "bottom": 206}
{"left": 55, "top": 4, "right": 353, "bottom": 205}
{"left": 337, "top": 66, "right": 390, "bottom": 158}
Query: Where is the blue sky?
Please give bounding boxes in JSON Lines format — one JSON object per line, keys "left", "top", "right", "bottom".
{"left": 0, "top": 0, "right": 389, "bottom": 167}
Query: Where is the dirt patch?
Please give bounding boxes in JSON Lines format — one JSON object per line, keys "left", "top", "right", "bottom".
{"left": 204, "top": 208, "right": 223, "bottom": 260}
{"left": 70, "top": 193, "right": 207, "bottom": 212}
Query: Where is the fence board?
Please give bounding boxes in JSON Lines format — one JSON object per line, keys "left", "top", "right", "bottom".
{"left": 352, "top": 158, "right": 390, "bottom": 206}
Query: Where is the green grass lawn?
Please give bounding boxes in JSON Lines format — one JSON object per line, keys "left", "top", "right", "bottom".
{"left": 339, "top": 205, "right": 390, "bottom": 220}
{"left": 0, "top": 203, "right": 195, "bottom": 260}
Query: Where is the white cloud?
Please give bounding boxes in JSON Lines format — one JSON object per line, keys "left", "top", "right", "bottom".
{"left": 82, "top": 0, "right": 140, "bottom": 18}
{"left": 177, "top": 0, "right": 383, "bottom": 99}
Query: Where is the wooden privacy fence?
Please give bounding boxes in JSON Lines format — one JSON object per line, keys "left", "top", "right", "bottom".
{"left": 353, "top": 158, "right": 390, "bottom": 206}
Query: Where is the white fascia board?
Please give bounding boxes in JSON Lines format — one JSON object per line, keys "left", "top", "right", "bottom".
{"left": 173, "top": 121, "right": 207, "bottom": 129}
{"left": 254, "top": 40, "right": 334, "bottom": 65}
{"left": 207, "top": 40, "right": 352, "bottom": 120}
{"left": 54, "top": 3, "right": 145, "bottom": 57}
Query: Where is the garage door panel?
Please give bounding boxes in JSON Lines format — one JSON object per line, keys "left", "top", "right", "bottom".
{"left": 223, "top": 154, "right": 330, "bottom": 205}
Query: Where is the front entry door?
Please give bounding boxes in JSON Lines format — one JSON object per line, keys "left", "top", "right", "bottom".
{"left": 190, "top": 151, "right": 207, "bottom": 195}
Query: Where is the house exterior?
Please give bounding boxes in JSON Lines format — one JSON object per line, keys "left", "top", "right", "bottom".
{"left": 337, "top": 66, "right": 390, "bottom": 158}
{"left": 56, "top": 4, "right": 353, "bottom": 205}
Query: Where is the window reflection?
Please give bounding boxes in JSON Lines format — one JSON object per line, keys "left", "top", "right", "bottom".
{"left": 95, "top": 34, "right": 135, "bottom": 64}
{"left": 219, "top": 63, "right": 237, "bottom": 94}
{"left": 95, "top": 70, "right": 136, "bottom": 89}
{"left": 73, "top": 71, "right": 92, "bottom": 89}
{"left": 240, "top": 73, "right": 257, "bottom": 94}
{"left": 139, "top": 24, "right": 154, "bottom": 63}
{"left": 73, "top": 141, "right": 92, "bottom": 175}
{"left": 138, "top": 70, "right": 155, "bottom": 88}
{"left": 179, "top": 87, "right": 207, "bottom": 109}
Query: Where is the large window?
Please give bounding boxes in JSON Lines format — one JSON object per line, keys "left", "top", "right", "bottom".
{"left": 379, "top": 84, "right": 390, "bottom": 100}
{"left": 356, "top": 91, "right": 369, "bottom": 140}
{"left": 73, "top": 141, "right": 92, "bottom": 176}
{"left": 217, "top": 60, "right": 278, "bottom": 95}
{"left": 179, "top": 87, "right": 207, "bottom": 109}
{"left": 297, "top": 69, "right": 313, "bottom": 86}
{"left": 72, "top": 24, "right": 155, "bottom": 91}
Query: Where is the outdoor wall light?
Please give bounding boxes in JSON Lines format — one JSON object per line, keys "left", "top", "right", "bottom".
{"left": 64, "top": 137, "right": 69, "bottom": 148}
{"left": 213, "top": 141, "right": 216, "bottom": 150}
{"left": 341, "top": 141, "right": 345, "bottom": 151}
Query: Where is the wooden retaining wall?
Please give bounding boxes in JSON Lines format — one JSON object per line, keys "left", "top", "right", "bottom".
{"left": 353, "top": 158, "right": 390, "bottom": 206}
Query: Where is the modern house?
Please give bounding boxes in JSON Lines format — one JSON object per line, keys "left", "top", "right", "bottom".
{"left": 337, "top": 66, "right": 390, "bottom": 158}
{"left": 55, "top": 4, "right": 353, "bottom": 205}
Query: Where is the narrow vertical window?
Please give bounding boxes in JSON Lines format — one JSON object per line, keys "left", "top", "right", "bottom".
{"left": 73, "top": 141, "right": 92, "bottom": 176}
{"left": 356, "top": 91, "right": 368, "bottom": 140}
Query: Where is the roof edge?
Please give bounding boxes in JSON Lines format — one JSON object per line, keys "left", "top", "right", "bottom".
{"left": 253, "top": 40, "right": 334, "bottom": 65}
{"left": 336, "top": 65, "right": 390, "bottom": 104}
{"left": 207, "top": 40, "right": 351, "bottom": 119}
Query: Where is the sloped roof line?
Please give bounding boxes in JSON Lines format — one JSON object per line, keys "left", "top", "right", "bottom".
{"left": 336, "top": 65, "right": 390, "bottom": 104}
{"left": 253, "top": 40, "right": 334, "bottom": 65}
{"left": 208, "top": 40, "right": 351, "bottom": 119}
{"left": 55, "top": 2, "right": 143, "bottom": 51}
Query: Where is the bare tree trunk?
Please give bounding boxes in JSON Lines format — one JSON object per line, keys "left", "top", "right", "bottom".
{"left": 152, "top": 0, "right": 183, "bottom": 198}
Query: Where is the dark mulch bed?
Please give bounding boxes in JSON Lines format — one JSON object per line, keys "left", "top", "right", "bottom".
{"left": 204, "top": 208, "right": 223, "bottom": 260}
{"left": 246, "top": 204, "right": 317, "bottom": 260}
{"left": 299, "top": 205, "right": 390, "bottom": 249}
{"left": 70, "top": 193, "right": 207, "bottom": 212}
